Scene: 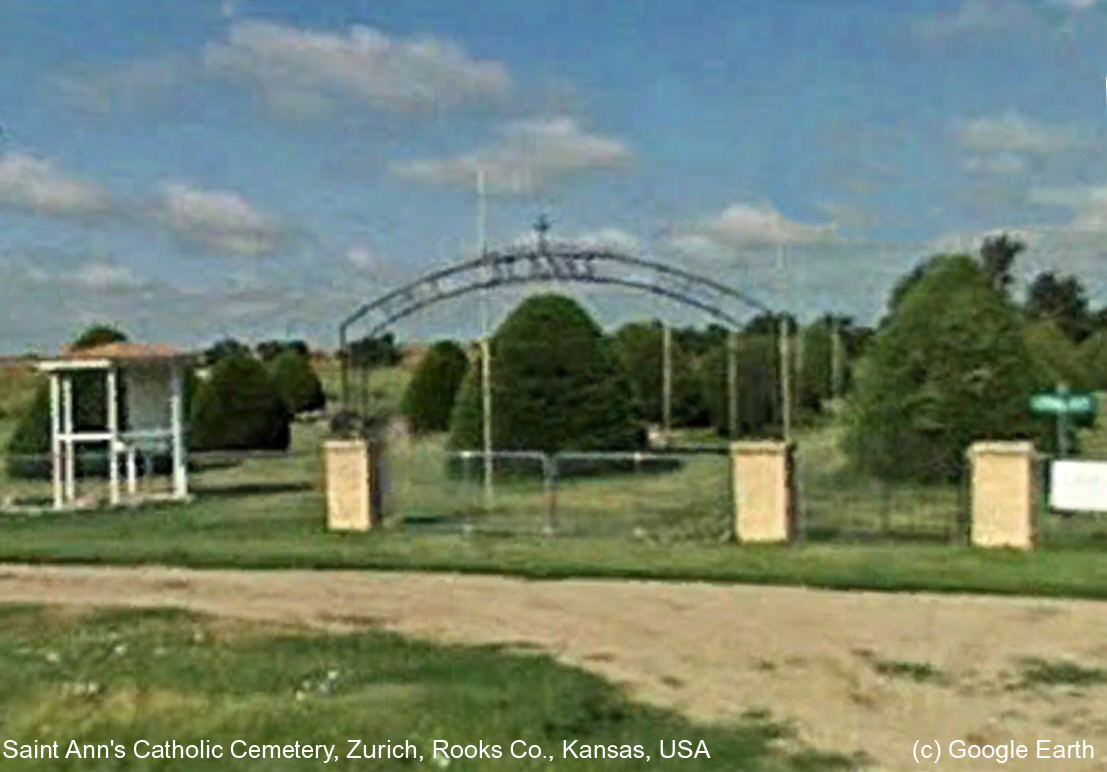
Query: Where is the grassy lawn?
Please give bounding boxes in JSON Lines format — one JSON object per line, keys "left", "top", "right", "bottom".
{"left": 6, "top": 364, "right": 1107, "bottom": 600}
{"left": 0, "top": 605, "right": 860, "bottom": 771}
{"left": 7, "top": 479, "right": 1107, "bottom": 599}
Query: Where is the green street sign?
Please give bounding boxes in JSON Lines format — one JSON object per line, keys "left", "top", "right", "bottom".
{"left": 1030, "top": 391, "right": 1097, "bottom": 416}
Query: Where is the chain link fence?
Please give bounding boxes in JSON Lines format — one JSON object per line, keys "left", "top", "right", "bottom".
{"left": 377, "top": 443, "right": 732, "bottom": 542}
{"left": 794, "top": 439, "right": 969, "bottom": 545}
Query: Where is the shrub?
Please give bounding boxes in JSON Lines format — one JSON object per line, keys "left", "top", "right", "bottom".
{"left": 1023, "top": 320, "right": 1090, "bottom": 391}
{"left": 843, "top": 255, "right": 1037, "bottom": 482}
{"left": 202, "top": 338, "right": 251, "bottom": 368}
{"left": 256, "top": 339, "right": 309, "bottom": 362}
{"left": 401, "top": 340, "right": 469, "bottom": 433}
{"left": 347, "top": 333, "right": 403, "bottom": 368}
{"left": 1082, "top": 331, "right": 1107, "bottom": 391}
{"left": 71, "top": 324, "right": 127, "bottom": 350}
{"left": 449, "top": 294, "right": 639, "bottom": 453}
{"left": 269, "top": 350, "right": 326, "bottom": 414}
{"left": 190, "top": 354, "right": 291, "bottom": 451}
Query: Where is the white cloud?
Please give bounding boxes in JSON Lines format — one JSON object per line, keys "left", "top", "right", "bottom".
{"left": 157, "top": 183, "right": 289, "bottom": 257}
{"left": 916, "top": 0, "right": 1040, "bottom": 41}
{"left": 965, "top": 152, "right": 1029, "bottom": 175}
{"left": 1049, "top": 0, "right": 1101, "bottom": 9}
{"left": 390, "top": 116, "right": 631, "bottom": 193}
{"left": 694, "top": 203, "right": 838, "bottom": 248}
{"left": 52, "top": 57, "right": 188, "bottom": 115}
{"left": 1027, "top": 182, "right": 1107, "bottom": 232}
{"left": 69, "top": 262, "right": 145, "bottom": 291}
{"left": 344, "top": 245, "right": 379, "bottom": 271}
{"left": 203, "top": 21, "right": 509, "bottom": 118}
{"left": 0, "top": 152, "right": 110, "bottom": 217}
{"left": 954, "top": 111, "right": 1075, "bottom": 156}
{"left": 572, "top": 227, "right": 641, "bottom": 252}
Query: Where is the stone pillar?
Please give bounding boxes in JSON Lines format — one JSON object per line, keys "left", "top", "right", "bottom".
{"left": 968, "top": 442, "right": 1037, "bottom": 550}
{"left": 325, "top": 439, "right": 373, "bottom": 531}
{"left": 731, "top": 441, "right": 796, "bottom": 544}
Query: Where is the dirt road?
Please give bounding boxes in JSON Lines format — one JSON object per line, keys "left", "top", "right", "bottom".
{"left": 2, "top": 564, "right": 1107, "bottom": 771}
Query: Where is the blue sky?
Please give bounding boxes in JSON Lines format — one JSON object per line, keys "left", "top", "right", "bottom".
{"left": 2, "top": 0, "right": 1107, "bottom": 351}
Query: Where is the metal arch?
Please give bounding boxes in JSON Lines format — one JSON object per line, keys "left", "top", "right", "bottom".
{"left": 338, "top": 243, "right": 771, "bottom": 415}
{"left": 340, "top": 244, "right": 769, "bottom": 335}
{"left": 357, "top": 274, "right": 744, "bottom": 340}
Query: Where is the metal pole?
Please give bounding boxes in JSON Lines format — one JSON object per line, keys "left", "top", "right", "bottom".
{"left": 544, "top": 454, "right": 558, "bottom": 536}
{"left": 1057, "top": 383, "right": 1069, "bottom": 458}
{"left": 661, "top": 322, "right": 672, "bottom": 441}
{"left": 62, "top": 376, "right": 75, "bottom": 504}
{"left": 726, "top": 330, "right": 738, "bottom": 439}
{"left": 339, "top": 326, "right": 349, "bottom": 416}
{"left": 779, "top": 317, "right": 792, "bottom": 442}
{"left": 481, "top": 337, "right": 494, "bottom": 510}
{"left": 831, "top": 318, "right": 844, "bottom": 401}
{"left": 106, "top": 367, "right": 119, "bottom": 506}
{"left": 794, "top": 323, "right": 804, "bottom": 415}
{"left": 49, "top": 373, "right": 62, "bottom": 510}
{"left": 170, "top": 362, "right": 187, "bottom": 499}
{"left": 477, "top": 168, "right": 494, "bottom": 511}
{"left": 775, "top": 230, "right": 791, "bottom": 442}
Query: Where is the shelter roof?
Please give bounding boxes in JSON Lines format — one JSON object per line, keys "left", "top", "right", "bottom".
{"left": 39, "top": 342, "right": 192, "bottom": 371}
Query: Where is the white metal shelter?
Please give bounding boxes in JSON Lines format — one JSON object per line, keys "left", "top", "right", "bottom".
{"left": 38, "top": 343, "right": 190, "bottom": 510}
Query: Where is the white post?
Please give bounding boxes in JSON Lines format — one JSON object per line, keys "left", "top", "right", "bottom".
{"left": 126, "top": 446, "right": 137, "bottom": 496}
{"left": 779, "top": 317, "right": 792, "bottom": 442}
{"left": 727, "top": 330, "right": 738, "bottom": 439}
{"left": 476, "top": 167, "right": 494, "bottom": 511}
{"left": 106, "top": 367, "right": 119, "bottom": 506}
{"left": 662, "top": 322, "right": 672, "bottom": 442}
{"left": 794, "top": 324, "right": 804, "bottom": 416}
{"left": 49, "top": 373, "right": 62, "bottom": 510}
{"left": 62, "top": 375, "right": 75, "bottom": 504}
{"left": 831, "top": 319, "right": 845, "bottom": 400}
{"left": 481, "top": 337, "right": 494, "bottom": 510}
{"left": 170, "top": 361, "right": 187, "bottom": 499}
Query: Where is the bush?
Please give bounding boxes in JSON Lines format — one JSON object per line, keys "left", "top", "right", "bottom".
{"left": 449, "top": 294, "right": 640, "bottom": 453}
{"left": 203, "top": 338, "right": 251, "bottom": 368}
{"left": 256, "top": 339, "right": 309, "bottom": 362}
{"left": 1023, "top": 320, "right": 1090, "bottom": 391}
{"left": 269, "top": 350, "right": 326, "bottom": 414}
{"left": 699, "top": 334, "right": 780, "bottom": 437}
{"left": 611, "top": 322, "right": 708, "bottom": 427}
{"left": 843, "top": 255, "right": 1037, "bottom": 482}
{"left": 347, "top": 333, "right": 403, "bottom": 368}
{"left": 71, "top": 324, "right": 127, "bottom": 350}
{"left": 1082, "top": 331, "right": 1107, "bottom": 391}
{"left": 190, "top": 354, "right": 291, "bottom": 451}
{"left": 401, "top": 340, "right": 469, "bottom": 433}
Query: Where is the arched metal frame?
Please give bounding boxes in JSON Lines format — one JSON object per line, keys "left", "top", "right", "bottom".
{"left": 338, "top": 240, "right": 772, "bottom": 423}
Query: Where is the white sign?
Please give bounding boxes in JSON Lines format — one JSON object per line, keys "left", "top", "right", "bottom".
{"left": 1050, "top": 460, "right": 1107, "bottom": 512}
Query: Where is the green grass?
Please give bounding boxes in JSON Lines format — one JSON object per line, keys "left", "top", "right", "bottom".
{"left": 1016, "top": 658, "right": 1107, "bottom": 688}
{"left": 0, "top": 606, "right": 861, "bottom": 770}
{"left": 853, "top": 650, "right": 946, "bottom": 684}
{"left": 8, "top": 367, "right": 1107, "bottom": 599}
{"left": 11, "top": 483, "right": 1107, "bottom": 600}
